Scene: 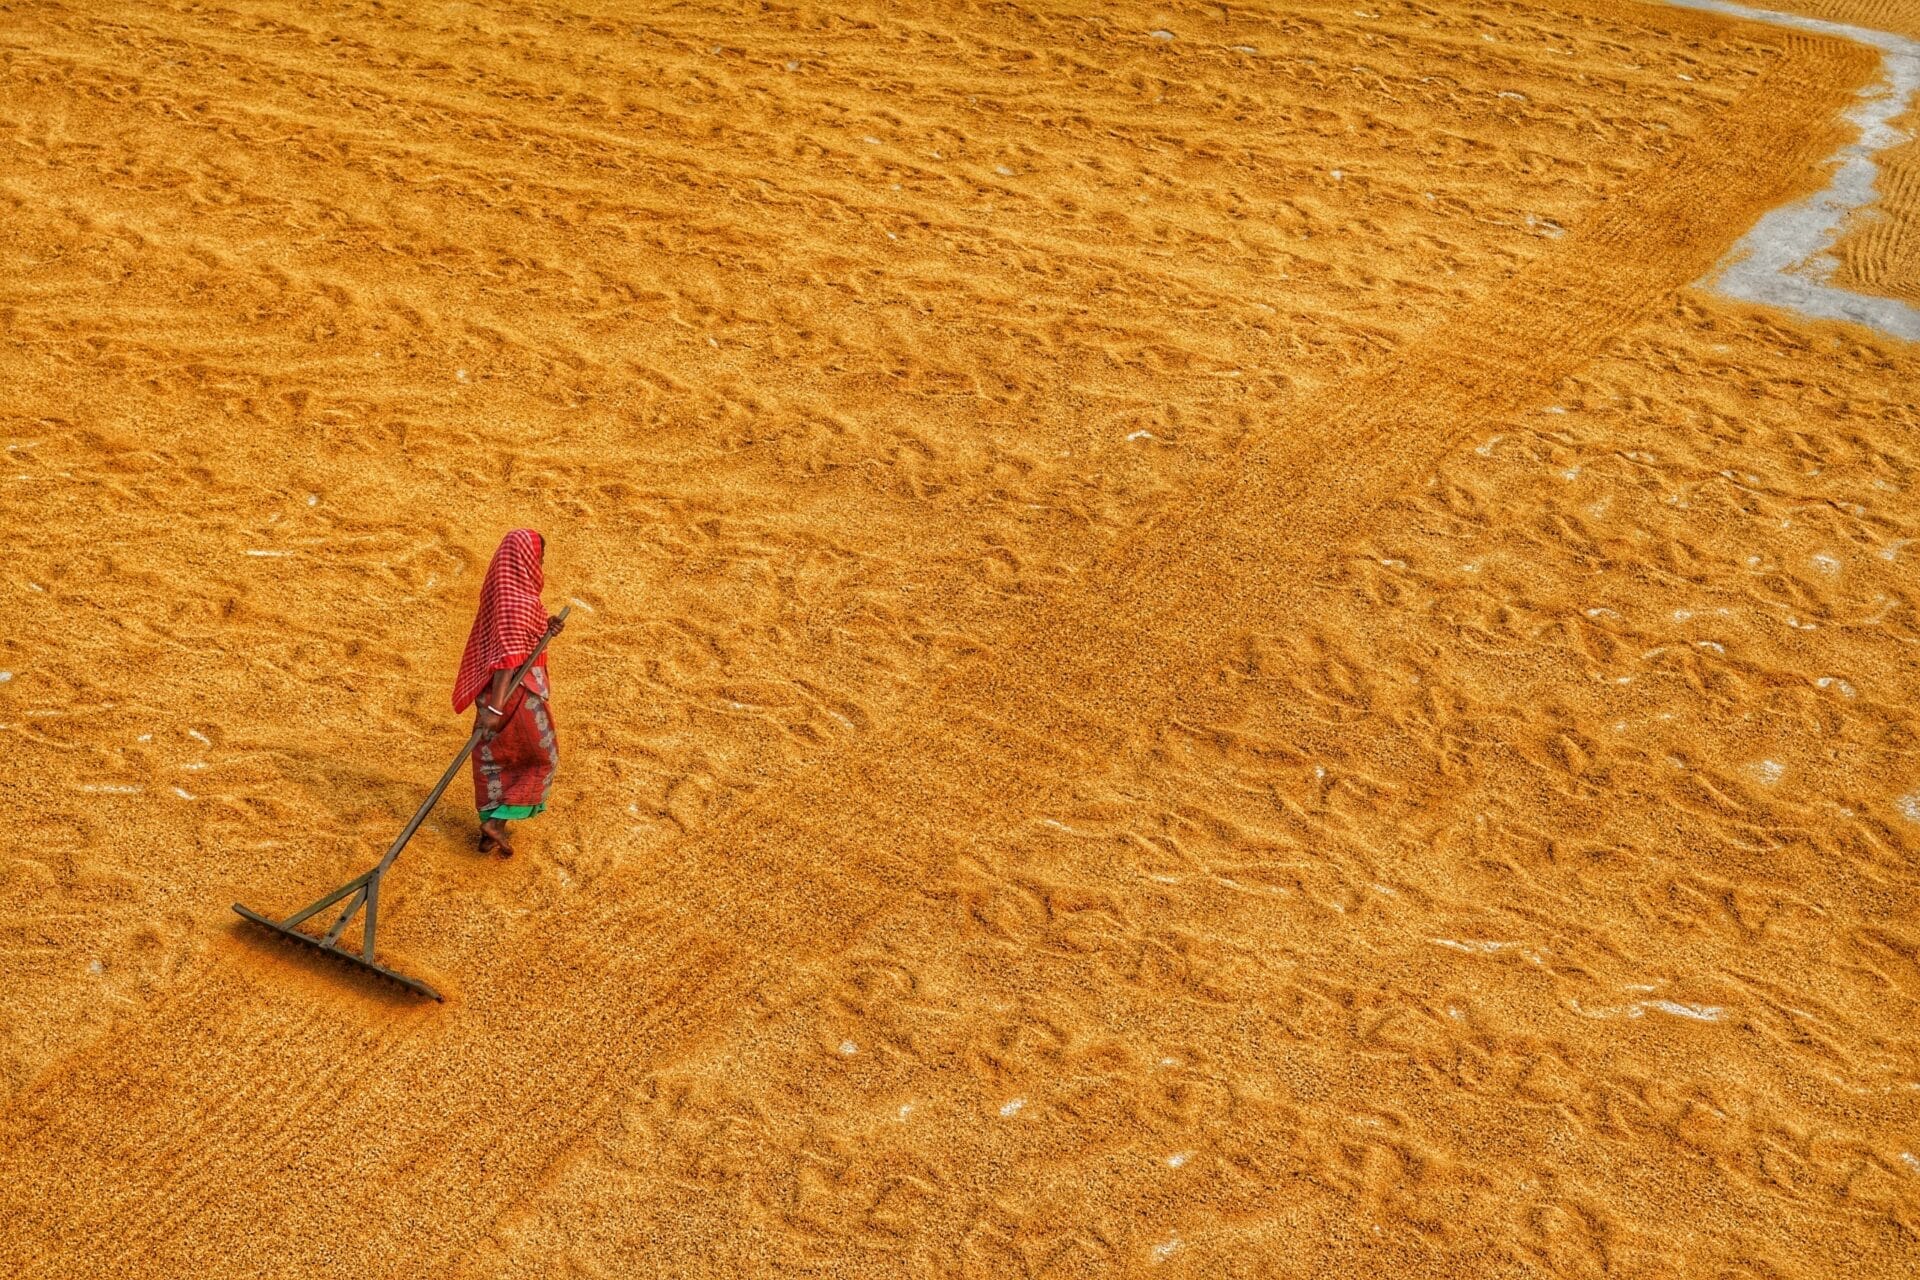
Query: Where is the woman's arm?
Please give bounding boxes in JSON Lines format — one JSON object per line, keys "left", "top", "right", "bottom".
{"left": 476, "top": 667, "right": 514, "bottom": 738}
{"left": 476, "top": 617, "right": 562, "bottom": 737}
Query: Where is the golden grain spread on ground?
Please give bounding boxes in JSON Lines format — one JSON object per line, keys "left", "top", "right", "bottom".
{"left": 4, "top": 1, "right": 1919, "bottom": 1275}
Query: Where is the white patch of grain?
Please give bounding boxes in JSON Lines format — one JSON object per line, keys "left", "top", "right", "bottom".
{"left": 1646, "top": 1000, "right": 1723, "bottom": 1021}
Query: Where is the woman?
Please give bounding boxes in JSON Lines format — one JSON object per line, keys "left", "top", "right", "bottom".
{"left": 453, "top": 529, "right": 565, "bottom": 856}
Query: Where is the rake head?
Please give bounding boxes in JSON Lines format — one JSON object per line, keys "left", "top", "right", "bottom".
{"left": 233, "top": 902, "right": 443, "bottom": 1001}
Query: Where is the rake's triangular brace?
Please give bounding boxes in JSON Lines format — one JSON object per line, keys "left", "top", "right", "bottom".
{"left": 234, "top": 605, "right": 571, "bottom": 1001}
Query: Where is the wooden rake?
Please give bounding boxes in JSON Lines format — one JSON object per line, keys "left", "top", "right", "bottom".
{"left": 233, "top": 605, "right": 570, "bottom": 1001}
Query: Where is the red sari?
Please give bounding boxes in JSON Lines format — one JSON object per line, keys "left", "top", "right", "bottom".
{"left": 454, "top": 530, "right": 559, "bottom": 819}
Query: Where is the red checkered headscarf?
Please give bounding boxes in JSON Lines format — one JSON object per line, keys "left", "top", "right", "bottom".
{"left": 453, "top": 529, "right": 547, "bottom": 712}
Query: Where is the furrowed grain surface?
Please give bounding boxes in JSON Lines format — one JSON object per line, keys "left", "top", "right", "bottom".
{"left": 1836, "top": 98, "right": 1920, "bottom": 306}
{"left": 1757, "top": 0, "right": 1920, "bottom": 310}
{"left": 1, "top": 2, "right": 1915, "bottom": 1278}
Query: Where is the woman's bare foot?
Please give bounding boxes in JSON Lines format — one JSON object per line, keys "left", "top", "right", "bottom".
{"left": 479, "top": 818, "right": 514, "bottom": 857}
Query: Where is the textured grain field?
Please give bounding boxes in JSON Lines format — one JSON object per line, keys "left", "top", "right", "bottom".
{"left": 3, "top": 1, "right": 1919, "bottom": 1276}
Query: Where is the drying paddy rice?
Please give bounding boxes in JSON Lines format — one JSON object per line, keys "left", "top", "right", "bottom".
{"left": 3, "top": 1, "right": 1918, "bottom": 1275}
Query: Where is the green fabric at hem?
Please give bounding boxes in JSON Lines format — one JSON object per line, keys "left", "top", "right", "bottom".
{"left": 480, "top": 802, "right": 546, "bottom": 821}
